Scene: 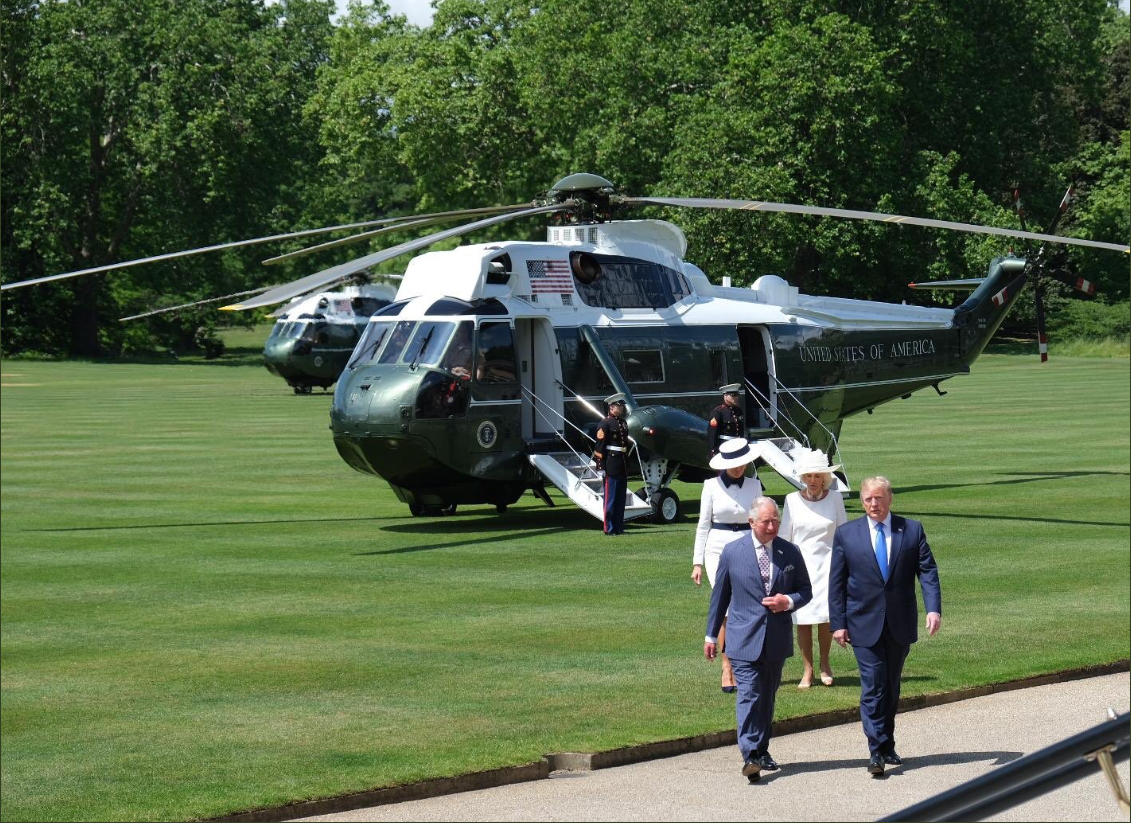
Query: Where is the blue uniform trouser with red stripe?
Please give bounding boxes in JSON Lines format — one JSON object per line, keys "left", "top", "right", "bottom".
{"left": 603, "top": 474, "right": 626, "bottom": 534}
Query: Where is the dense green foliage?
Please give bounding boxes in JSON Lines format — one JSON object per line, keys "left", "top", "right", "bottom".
{"left": 2, "top": 0, "right": 1128, "bottom": 354}
{"left": 1, "top": 347, "right": 1127, "bottom": 820}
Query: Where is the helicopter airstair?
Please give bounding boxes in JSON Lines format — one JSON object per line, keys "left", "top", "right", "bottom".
{"left": 753, "top": 437, "right": 850, "bottom": 493}
{"left": 527, "top": 452, "right": 653, "bottom": 523}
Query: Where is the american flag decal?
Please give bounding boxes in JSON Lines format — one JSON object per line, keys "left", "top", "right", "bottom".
{"left": 991, "top": 287, "right": 1008, "bottom": 307}
{"left": 527, "top": 260, "right": 573, "bottom": 294}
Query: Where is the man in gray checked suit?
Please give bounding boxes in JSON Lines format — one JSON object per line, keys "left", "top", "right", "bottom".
{"left": 705, "top": 496, "right": 812, "bottom": 782}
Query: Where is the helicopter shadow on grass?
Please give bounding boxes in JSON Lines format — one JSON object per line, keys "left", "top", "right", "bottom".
{"left": 25, "top": 514, "right": 407, "bottom": 533}
{"left": 361, "top": 504, "right": 610, "bottom": 555}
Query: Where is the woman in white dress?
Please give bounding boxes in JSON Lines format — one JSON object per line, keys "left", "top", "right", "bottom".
{"left": 691, "top": 438, "right": 763, "bottom": 692}
{"left": 781, "top": 448, "right": 847, "bottom": 688}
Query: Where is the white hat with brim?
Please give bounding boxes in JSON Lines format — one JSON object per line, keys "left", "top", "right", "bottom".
{"left": 793, "top": 448, "right": 841, "bottom": 476}
{"left": 709, "top": 438, "right": 758, "bottom": 470}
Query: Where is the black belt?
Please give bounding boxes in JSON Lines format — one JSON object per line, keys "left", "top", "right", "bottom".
{"left": 710, "top": 522, "right": 747, "bottom": 531}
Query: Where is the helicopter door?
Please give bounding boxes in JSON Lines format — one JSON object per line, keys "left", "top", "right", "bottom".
{"left": 514, "top": 318, "right": 564, "bottom": 441}
{"left": 738, "top": 325, "right": 776, "bottom": 430}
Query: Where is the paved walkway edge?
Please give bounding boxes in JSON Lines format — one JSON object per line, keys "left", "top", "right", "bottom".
{"left": 207, "top": 659, "right": 1129, "bottom": 822}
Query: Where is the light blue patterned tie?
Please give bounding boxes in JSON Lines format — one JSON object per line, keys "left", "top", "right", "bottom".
{"left": 875, "top": 523, "right": 889, "bottom": 582}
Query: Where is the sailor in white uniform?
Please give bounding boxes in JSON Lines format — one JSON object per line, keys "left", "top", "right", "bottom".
{"left": 691, "top": 437, "right": 764, "bottom": 692}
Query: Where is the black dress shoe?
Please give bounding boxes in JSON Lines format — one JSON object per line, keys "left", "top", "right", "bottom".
{"left": 868, "top": 754, "right": 885, "bottom": 775}
{"left": 758, "top": 754, "right": 779, "bottom": 771}
{"left": 741, "top": 757, "right": 762, "bottom": 779}
{"left": 883, "top": 750, "right": 903, "bottom": 766}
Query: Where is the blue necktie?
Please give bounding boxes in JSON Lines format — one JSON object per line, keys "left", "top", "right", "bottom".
{"left": 875, "top": 523, "right": 888, "bottom": 581}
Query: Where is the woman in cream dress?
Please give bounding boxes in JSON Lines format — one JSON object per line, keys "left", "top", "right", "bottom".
{"left": 781, "top": 448, "right": 847, "bottom": 688}
{"left": 691, "top": 438, "right": 763, "bottom": 692}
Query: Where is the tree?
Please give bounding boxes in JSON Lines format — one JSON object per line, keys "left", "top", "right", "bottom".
{"left": 1, "top": 0, "right": 335, "bottom": 356}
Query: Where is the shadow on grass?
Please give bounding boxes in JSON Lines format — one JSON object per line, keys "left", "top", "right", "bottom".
{"left": 899, "top": 510, "right": 1127, "bottom": 528}
{"left": 24, "top": 515, "right": 404, "bottom": 533}
{"left": 788, "top": 675, "right": 936, "bottom": 690}
{"left": 756, "top": 750, "right": 1022, "bottom": 783}
{"left": 380, "top": 505, "right": 596, "bottom": 535}
{"left": 357, "top": 526, "right": 569, "bottom": 556}
{"left": 896, "top": 469, "right": 1129, "bottom": 497}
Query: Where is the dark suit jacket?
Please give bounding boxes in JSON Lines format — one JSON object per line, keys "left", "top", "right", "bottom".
{"left": 706, "top": 534, "right": 812, "bottom": 662}
{"left": 829, "top": 514, "right": 942, "bottom": 648}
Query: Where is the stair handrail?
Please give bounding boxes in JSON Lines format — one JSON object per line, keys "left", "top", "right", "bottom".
{"left": 765, "top": 372, "right": 848, "bottom": 478}
{"left": 743, "top": 377, "right": 812, "bottom": 447}
{"left": 519, "top": 385, "right": 601, "bottom": 481}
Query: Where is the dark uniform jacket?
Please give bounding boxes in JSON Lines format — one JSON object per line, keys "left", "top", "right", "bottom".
{"left": 708, "top": 403, "right": 744, "bottom": 457}
{"left": 594, "top": 415, "right": 631, "bottom": 478}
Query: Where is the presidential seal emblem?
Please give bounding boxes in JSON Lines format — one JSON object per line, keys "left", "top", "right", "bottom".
{"left": 476, "top": 420, "right": 498, "bottom": 449}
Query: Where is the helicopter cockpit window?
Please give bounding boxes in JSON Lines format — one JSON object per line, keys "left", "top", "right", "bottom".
{"left": 572, "top": 252, "right": 692, "bottom": 310}
{"left": 400, "top": 321, "right": 456, "bottom": 368}
{"left": 373, "top": 300, "right": 409, "bottom": 317}
{"left": 268, "top": 322, "right": 284, "bottom": 340}
{"left": 426, "top": 298, "right": 473, "bottom": 316}
{"left": 348, "top": 321, "right": 393, "bottom": 369}
{"left": 377, "top": 320, "right": 417, "bottom": 364}
{"left": 351, "top": 296, "right": 391, "bottom": 317}
{"left": 475, "top": 322, "right": 517, "bottom": 383}
{"left": 438, "top": 321, "right": 474, "bottom": 379}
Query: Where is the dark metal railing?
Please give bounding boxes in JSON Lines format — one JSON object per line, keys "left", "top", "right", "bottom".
{"left": 880, "top": 712, "right": 1129, "bottom": 822}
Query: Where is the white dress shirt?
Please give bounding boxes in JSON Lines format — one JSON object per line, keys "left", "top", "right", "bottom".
{"left": 867, "top": 512, "right": 894, "bottom": 568}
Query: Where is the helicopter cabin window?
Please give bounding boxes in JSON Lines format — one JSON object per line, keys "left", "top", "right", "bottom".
{"left": 438, "top": 321, "right": 473, "bottom": 379}
{"left": 623, "top": 349, "right": 664, "bottom": 383}
{"left": 377, "top": 320, "right": 417, "bottom": 364}
{"left": 709, "top": 350, "right": 727, "bottom": 387}
{"left": 475, "top": 322, "right": 517, "bottom": 383}
{"left": 570, "top": 252, "right": 693, "bottom": 310}
{"left": 400, "top": 322, "right": 456, "bottom": 368}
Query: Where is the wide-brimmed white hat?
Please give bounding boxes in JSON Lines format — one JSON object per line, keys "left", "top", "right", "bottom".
{"left": 710, "top": 438, "right": 758, "bottom": 470}
{"left": 793, "top": 448, "right": 841, "bottom": 476}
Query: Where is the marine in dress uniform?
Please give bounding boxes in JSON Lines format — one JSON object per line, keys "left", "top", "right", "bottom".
{"left": 708, "top": 383, "right": 745, "bottom": 458}
{"left": 593, "top": 393, "right": 631, "bottom": 535}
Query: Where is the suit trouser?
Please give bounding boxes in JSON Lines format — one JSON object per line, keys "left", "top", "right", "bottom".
{"left": 852, "top": 623, "right": 911, "bottom": 756}
{"left": 731, "top": 656, "right": 784, "bottom": 761}
{"left": 603, "top": 474, "right": 626, "bottom": 534}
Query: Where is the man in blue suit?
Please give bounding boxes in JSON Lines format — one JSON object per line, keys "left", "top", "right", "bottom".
{"left": 829, "top": 476, "right": 942, "bottom": 776}
{"left": 705, "top": 496, "right": 812, "bottom": 782}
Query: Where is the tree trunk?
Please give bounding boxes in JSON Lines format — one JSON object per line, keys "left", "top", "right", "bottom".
{"left": 69, "top": 277, "right": 102, "bottom": 357}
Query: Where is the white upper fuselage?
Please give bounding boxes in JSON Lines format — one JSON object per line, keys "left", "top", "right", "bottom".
{"left": 387, "top": 220, "right": 952, "bottom": 331}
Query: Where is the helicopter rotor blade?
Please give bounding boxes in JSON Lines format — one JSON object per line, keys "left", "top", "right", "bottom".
{"left": 118, "top": 287, "right": 282, "bottom": 322}
{"left": 262, "top": 205, "right": 536, "bottom": 266}
{"left": 265, "top": 273, "right": 404, "bottom": 318}
{"left": 262, "top": 215, "right": 459, "bottom": 266}
{"left": 621, "top": 196, "right": 1130, "bottom": 254}
{"left": 222, "top": 203, "right": 574, "bottom": 311}
{"left": 0, "top": 205, "right": 531, "bottom": 292}
{"left": 907, "top": 278, "right": 985, "bottom": 291}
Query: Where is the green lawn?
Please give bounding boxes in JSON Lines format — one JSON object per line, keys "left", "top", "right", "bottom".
{"left": 1, "top": 350, "right": 1128, "bottom": 821}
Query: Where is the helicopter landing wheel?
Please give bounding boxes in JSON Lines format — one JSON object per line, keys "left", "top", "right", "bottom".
{"left": 409, "top": 502, "right": 424, "bottom": 517}
{"left": 293, "top": 385, "right": 312, "bottom": 395}
{"left": 495, "top": 503, "right": 507, "bottom": 514}
{"left": 650, "top": 488, "right": 681, "bottom": 525}
{"left": 443, "top": 503, "right": 458, "bottom": 516}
